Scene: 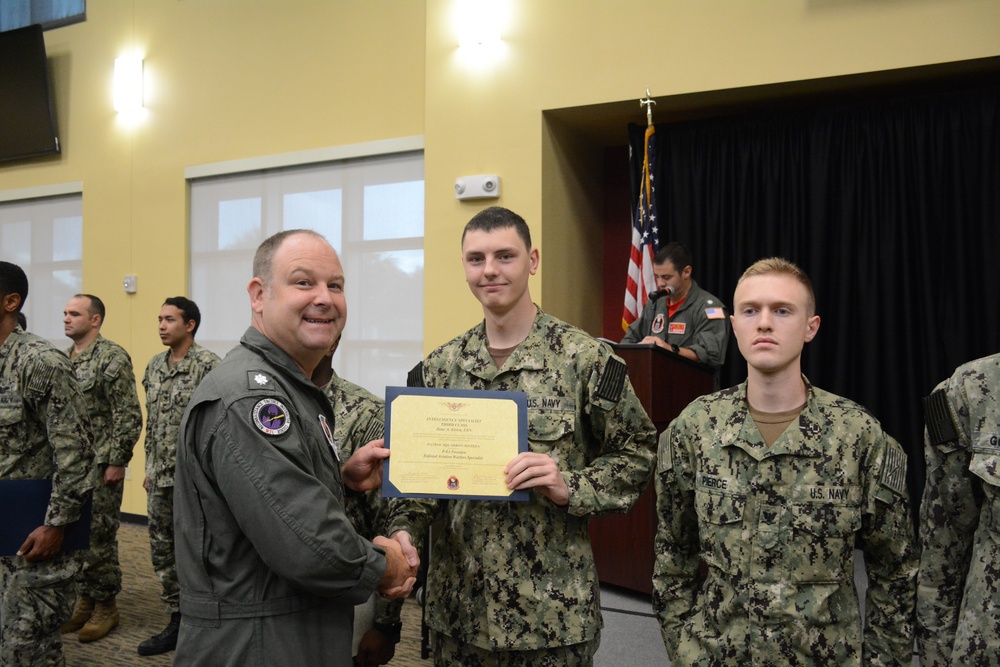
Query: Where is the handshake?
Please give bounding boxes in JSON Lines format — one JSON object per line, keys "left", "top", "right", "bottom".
{"left": 373, "top": 531, "right": 419, "bottom": 599}
{"left": 341, "top": 441, "right": 419, "bottom": 598}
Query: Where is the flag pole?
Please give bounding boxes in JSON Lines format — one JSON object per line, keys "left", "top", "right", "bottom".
{"left": 639, "top": 87, "right": 656, "bottom": 127}
{"left": 621, "top": 89, "right": 661, "bottom": 334}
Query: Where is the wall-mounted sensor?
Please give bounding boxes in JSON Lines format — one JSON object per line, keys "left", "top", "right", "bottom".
{"left": 455, "top": 174, "right": 501, "bottom": 200}
{"left": 123, "top": 275, "right": 138, "bottom": 294}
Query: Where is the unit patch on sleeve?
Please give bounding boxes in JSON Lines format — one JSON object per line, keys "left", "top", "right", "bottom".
{"left": 25, "top": 363, "right": 54, "bottom": 395}
{"left": 595, "top": 357, "right": 627, "bottom": 403}
{"left": 252, "top": 398, "right": 291, "bottom": 436}
{"left": 879, "top": 439, "right": 908, "bottom": 496}
{"left": 406, "top": 362, "right": 425, "bottom": 388}
{"left": 923, "top": 389, "right": 959, "bottom": 446}
{"left": 104, "top": 358, "right": 124, "bottom": 379}
{"left": 705, "top": 307, "right": 725, "bottom": 319}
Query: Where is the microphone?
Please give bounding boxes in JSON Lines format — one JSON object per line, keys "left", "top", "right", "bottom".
{"left": 647, "top": 286, "right": 674, "bottom": 302}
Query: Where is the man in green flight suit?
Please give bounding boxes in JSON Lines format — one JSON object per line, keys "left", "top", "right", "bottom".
{"left": 172, "top": 230, "right": 417, "bottom": 666}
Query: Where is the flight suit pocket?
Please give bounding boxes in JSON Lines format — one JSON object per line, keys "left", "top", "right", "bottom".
{"left": 695, "top": 489, "right": 745, "bottom": 575}
{"left": 786, "top": 503, "right": 860, "bottom": 583}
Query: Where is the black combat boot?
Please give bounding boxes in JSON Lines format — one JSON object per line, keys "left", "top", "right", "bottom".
{"left": 137, "top": 611, "right": 180, "bottom": 656}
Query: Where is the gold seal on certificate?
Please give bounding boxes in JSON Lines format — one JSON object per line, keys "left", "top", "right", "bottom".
{"left": 382, "top": 386, "right": 528, "bottom": 501}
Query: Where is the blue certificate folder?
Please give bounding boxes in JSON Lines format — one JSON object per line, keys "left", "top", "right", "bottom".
{"left": 0, "top": 480, "right": 91, "bottom": 557}
{"left": 383, "top": 386, "right": 529, "bottom": 501}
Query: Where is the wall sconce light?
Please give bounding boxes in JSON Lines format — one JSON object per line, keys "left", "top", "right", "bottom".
{"left": 114, "top": 55, "right": 143, "bottom": 112}
{"left": 456, "top": 0, "right": 502, "bottom": 49}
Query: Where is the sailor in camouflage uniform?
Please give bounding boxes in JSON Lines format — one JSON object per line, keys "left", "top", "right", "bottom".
{"left": 654, "top": 258, "right": 916, "bottom": 666}
{"left": 918, "top": 352, "right": 1000, "bottom": 666}
{"left": 387, "top": 207, "right": 657, "bottom": 666}
{"left": 314, "top": 336, "right": 403, "bottom": 666}
{"left": 0, "top": 262, "right": 94, "bottom": 666}
{"left": 139, "top": 296, "right": 220, "bottom": 656}
{"left": 60, "top": 294, "right": 143, "bottom": 642}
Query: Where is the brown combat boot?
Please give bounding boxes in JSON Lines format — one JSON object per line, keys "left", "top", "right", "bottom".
{"left": 78, "top": 595, "right": 120, "bottom": 642}
{"left": 60, "top": 595, "right": 94, "bottom": 633}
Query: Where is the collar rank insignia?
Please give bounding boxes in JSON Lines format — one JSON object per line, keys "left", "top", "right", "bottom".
{"left": 252, "top": 398, "right": 290, "bottom": 436}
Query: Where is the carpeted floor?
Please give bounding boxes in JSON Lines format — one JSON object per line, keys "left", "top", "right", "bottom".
{"left": 62, "top": 522, "right": 427, "bottom": 666}
{"left": 60, "top": 525, "right": 922, "bottom": 666}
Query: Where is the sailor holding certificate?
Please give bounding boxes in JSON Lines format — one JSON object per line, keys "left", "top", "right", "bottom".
{"left": 386, "top": 207, "right": 657, "bottom": 666}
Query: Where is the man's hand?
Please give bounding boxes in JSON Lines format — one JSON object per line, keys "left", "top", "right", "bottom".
{"left": 391, "top": 530, "right": 419, "bottom": 570}
{"left": 17, "top": 524, "right": 65, "bottom": 562}
{"left": 373, "top": 534, "right": 418, "bottom": 599}
{"left": 142, "top": 475, "right": 150, "bottom": 491}
{"left": 104, "top": 465, "right": 126, "bottom": 487}
{"left": 504, "top": 452, "right": 569, "bottom": 506}
{"left": 639, "top": 335, "right": 669, "bottom": 350}
{"left": 342, "top": 439, "right": 389, "bottom": 493}
{"left": 354, "top": 627, "right": 397, "bottom": 666}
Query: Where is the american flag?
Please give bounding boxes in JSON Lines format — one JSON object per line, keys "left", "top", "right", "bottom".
{"left": 621, "top": 124, "right": 660, "bottom": 332}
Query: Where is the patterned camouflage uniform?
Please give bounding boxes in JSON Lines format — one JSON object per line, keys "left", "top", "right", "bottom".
{"left": 386, "top": 308, "right": 657, "bottom": 664}
{"left": 323, "top": 371, "right": 402, "bottom": 631}
{"left": 142, "top": 344, "right": 219, "bottom": 612}
{"left": 918, "top": 353, "right": 1000, "bottom": 666}
{"left": 65, "top": 335, "right": 142, "bottom": 600}
{"left": 1, "top": 327, "right": 93, "bottom": 666}
{"left": 653, "top": 378, "right": 916, "bottom": 666}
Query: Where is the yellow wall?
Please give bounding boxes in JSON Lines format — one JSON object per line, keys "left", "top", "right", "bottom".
{"left": 1, "top": 0, "right": 997, "bottom": 515}
{"left": 423, "top": 0, "right": 1000, "bottom": 333}
{"left": 1, "top": 0, "right": 426, "bottom": 514}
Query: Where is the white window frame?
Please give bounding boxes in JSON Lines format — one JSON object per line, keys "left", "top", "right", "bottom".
{"left": 0, "top": 182, "right": 84, "bottom": 346}
{"left": 186, "top": 137, "right": 425, "bottom": 397}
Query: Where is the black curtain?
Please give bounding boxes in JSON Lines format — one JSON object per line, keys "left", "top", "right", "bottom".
{"left": 629, "top": 84, "right": 1000, "bottom": 512}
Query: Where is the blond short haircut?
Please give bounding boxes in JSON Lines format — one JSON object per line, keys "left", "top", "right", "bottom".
{"left": 736, "top": 257, "right": 816, "bottom": 316}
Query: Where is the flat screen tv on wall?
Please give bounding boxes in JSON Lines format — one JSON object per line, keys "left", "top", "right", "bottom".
{"left": 0, "top": 24, "right": 60, "bottom": 163}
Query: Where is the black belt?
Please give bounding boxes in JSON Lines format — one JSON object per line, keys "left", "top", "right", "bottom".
{"left": 180, "top": 593, "right": 321, "bottom": 620}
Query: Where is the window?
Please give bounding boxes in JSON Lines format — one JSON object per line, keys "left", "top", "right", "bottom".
{"left": 189, "top": 150, "right": 424, "bottom": 396}
{"left": 0, "top": 0, "right": 86, "bottom": 32}
{"left": 0, "top": 193, "right": 83, "bottom": 344}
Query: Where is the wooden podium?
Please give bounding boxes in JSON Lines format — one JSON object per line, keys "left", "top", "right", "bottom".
{"left": 588, "top": 344, "right": 715, "bottom": 594}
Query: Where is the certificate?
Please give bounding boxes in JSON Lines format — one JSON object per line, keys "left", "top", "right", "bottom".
{"left": 382, "top": 386, "right": 528, "bottom": 501}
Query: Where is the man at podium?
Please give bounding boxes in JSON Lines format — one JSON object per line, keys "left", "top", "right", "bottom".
{"left": 621, "top": 242, "right": 729, "bottom": 369}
